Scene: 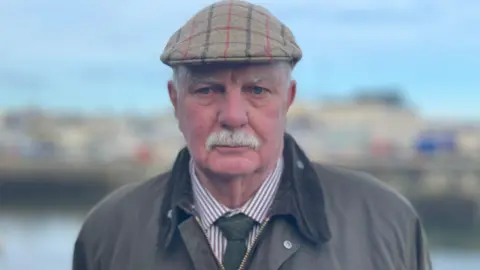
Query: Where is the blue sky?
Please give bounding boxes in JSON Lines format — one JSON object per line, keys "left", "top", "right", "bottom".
{"left": 0, "top": 0, "right": 479, "bottom": 119}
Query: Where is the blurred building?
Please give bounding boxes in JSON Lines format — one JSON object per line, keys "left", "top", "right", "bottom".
{"left": 288, "top": 89, "right": 422, "bottom": 161}
{"left": 0, "top": 89, "right": 477, "bottom": 164}
{"left": 457, "top": 127, "right": 480, "bottom": 159}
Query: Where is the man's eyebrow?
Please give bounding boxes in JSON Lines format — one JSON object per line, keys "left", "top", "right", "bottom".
{"left": 189, "top": 75, "right": 220, "bottom": 85}
{"left": 244, "top": 77, "right": 264, "bottom": 84}
{"left": 188, "top": 74, "right": 267, "bottom": 85}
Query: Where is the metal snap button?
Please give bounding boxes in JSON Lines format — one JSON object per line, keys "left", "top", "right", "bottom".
{"left": 283, "top": 240, "right": 293, "bottom": 249}
{"left": 296, "top": 160, "right": 304, "bottom": 169}
{"left": 167, "top": 209, "right": 173, "bottom": 219}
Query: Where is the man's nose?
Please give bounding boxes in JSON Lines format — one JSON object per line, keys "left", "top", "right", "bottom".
{"left": 218, "top": 90, "right": 248, "bottom": 129}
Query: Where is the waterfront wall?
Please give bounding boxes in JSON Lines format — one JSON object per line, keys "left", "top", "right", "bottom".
{"left": 1, "top": 159, "right": 479, "bottom": 232}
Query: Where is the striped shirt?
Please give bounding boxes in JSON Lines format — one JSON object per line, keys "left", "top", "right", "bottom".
{"left": 190, "top": 158, "right": 283, "bottom": 263}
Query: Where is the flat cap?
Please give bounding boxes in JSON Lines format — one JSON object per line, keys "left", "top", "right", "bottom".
{"left": 160, "top": 0, "right": 302, "bottom": 67}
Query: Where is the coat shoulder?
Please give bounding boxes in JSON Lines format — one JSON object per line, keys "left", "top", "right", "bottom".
{"left": 73, "top": 172, "right": 172, "bottom": 269}
{"left": 77, "top": 171, "right": 171, "bottom": 240}
{"left": 312, "top": 162, "right": 419, "bottom": 221}
{"left": 310, "top": 162, "right": 432, "bottom": 269}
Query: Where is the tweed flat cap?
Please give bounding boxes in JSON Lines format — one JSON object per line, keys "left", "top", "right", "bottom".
{"left": 160, "top": 0, "right": 302, "bottom": 67}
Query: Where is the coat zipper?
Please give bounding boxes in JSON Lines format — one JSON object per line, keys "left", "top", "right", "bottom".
{"left": 238, "top": 217, "right": 270, "bottom": 270}
{"left": 195, "top": 216, "right": 271, "bottom": 270}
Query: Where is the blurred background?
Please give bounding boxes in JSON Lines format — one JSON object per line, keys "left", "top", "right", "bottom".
{"left": 0, "top": 0, "right": 479, "bottom": 269}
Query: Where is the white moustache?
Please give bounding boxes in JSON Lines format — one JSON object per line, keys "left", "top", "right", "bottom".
{"left": 205, "top": 130, "right": 261, "bottom": 151}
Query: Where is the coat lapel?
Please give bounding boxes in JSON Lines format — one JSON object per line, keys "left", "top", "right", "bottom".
{"left": 178, "top": 217, "right": 221, "bottom": 270}
{"left": 270, "top": 133, "right": 331, "bottom": 246}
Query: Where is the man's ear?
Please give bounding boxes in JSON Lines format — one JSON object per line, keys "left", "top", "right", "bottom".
{"left": 286, "top": 80, "right": 296, "bottom": 109}
{"left": 168, "top": 80, "right": 178, "bottom": 118}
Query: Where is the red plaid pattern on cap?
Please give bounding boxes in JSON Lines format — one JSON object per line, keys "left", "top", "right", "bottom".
{"left": 160, "top": 0, "right": 302, "bottom": 66}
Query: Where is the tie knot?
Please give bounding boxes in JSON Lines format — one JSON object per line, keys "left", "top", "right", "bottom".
{"left": 215, "top": 213, "right": 256, "bottom": 241}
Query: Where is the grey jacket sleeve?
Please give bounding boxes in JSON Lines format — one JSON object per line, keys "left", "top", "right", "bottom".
{"left": 413, "top": 218, "right": 433, "bottom": 270}
{"left": 71, "top": 199, "right": 112, "bottom": 270}
{"left": 72, "top": 206, "right": 113, "bottom": 270}
{"left": 72, "top": 215, "right": 105, "bottom": 270}
{"left": 71, "top": 184, "right": 135, "bottom": 270}
{"left": 73, "top": 234, "right": 94, "bottom": 270}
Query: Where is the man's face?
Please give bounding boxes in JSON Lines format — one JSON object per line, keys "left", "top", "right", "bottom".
{"left": 168, "top": 62, "right": 296, "bottom": 176}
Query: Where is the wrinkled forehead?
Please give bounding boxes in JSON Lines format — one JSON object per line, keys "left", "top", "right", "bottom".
{"left": 179, "top": 62, "right": 290, "bottom": 85}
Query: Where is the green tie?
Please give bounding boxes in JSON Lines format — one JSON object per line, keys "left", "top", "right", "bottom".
{"left": 215, "top": 213, "right": 256, "bottom": 270}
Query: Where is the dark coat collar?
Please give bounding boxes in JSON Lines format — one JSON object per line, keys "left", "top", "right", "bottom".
{"left": 157, "top": 133, "right": 331, "bottom": 249}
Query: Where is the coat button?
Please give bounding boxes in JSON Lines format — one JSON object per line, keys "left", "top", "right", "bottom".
{"left": 296, "top": 161, "right": 304, "bottom": 169}
{"left": 167, "top": 209, "right": 173, "bottom": 219}
{"left": 283, "top": 240, "right": 292, "bottom": 249}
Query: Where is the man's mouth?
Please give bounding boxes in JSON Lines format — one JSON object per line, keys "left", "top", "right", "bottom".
{"left": 213, "top": 145, "right": 251, "bottom": 153}
{"left": 214, "top": 144, "right": 252, "bottom": 149}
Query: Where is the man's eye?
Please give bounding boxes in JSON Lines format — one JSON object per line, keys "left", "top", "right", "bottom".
{"left": 195, "top": 87, "right": 213, "bottom": 95}
{"left": 250, "top": 86, "right": 266, "bottom": 95}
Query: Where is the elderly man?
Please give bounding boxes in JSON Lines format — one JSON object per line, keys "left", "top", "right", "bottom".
{"left": 73, "top": 1, "right": 432, "bottom": 270}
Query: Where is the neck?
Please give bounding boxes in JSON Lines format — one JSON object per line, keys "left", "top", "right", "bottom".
{"left": 195, "top": 161, "right": 278, "bottom": 209}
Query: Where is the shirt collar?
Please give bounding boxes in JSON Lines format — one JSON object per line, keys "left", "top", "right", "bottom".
{"left": 190, "top": 158, "right": 283, "bottom": 230}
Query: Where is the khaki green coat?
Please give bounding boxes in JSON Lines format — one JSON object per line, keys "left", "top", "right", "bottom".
{"left": 73, "top": 134, "right": 432, "bottom": 270}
